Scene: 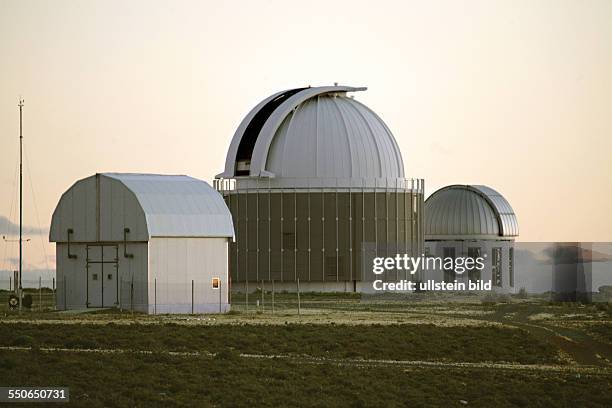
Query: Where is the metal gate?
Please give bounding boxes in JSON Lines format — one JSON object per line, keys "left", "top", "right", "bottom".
{"left": 86, "top": 245, "right": 119, "bottom": 308}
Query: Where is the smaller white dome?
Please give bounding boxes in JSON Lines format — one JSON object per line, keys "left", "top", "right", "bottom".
{"left": 425, "top": 185, "right": 518, "bottom": 240}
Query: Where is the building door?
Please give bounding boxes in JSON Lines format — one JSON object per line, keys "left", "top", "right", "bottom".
{"left": 86, "top": 245, "right": 119, "bottom": 308}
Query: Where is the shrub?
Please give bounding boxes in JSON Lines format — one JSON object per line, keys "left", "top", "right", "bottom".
{"left": 11, "top": 335, "right": 35, "bottom": 347}
{"left": 65, "top": 338, "right": 99, "bottom": 350}
{"left": 481, "top": 293, "right": 511, "bottom": 304}
{"left": 215, "top": 349, "right": 240, "bottom": 361}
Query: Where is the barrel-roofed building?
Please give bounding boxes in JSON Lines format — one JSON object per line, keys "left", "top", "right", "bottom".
{"left": 215, "top": 85, "right": 424, "bottom": 292}
{"left": 50, "top": 173, "right": 234, "bottom": 313}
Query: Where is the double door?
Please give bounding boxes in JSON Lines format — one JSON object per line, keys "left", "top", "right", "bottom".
{"left": 86, "top": 245, "right": 119, "bottom": 308}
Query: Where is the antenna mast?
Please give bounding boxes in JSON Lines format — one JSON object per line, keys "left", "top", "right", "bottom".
{"left": 18, "top": 98, "right": 24, "bottom": 312}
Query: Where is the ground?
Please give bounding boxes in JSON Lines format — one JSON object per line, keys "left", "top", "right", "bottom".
{"left": 0, "top": 291, "right": 610, "bottom": 407}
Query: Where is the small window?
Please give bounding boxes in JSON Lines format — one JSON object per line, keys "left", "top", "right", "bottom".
{"left": 107, "top": 274, "right": 113, "bottom": 280}
{"left": 212, "top": 277, "right": 220, "bottom": 289}
{"left": 92, "top": 273, "right": 98, "bottom": 281}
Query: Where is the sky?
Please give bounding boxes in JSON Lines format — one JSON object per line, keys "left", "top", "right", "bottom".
{"left": 1, "top": 0, "right": 611, "bottom": 279}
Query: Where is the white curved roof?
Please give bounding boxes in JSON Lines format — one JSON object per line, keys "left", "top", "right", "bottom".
{"left": 424, "top": 185, "right": 519, "bottom": 240}
{"left": 50, "top": 173, "right": 234, "bottom": 242}
{"left": 217, "top": 86, "right": 405, "bottom": 187}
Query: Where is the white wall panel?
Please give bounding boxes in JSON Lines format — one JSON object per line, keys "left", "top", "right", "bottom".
{"left": 148, "top": 237, "right": 229, "bottom": 313}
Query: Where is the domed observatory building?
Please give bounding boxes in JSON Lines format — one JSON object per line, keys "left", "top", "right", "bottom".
{"left": 424, "top": 185, "right": 519, "bottom": 292}
{"left": 215, "top": 86, "right": 424, "bottom": 292}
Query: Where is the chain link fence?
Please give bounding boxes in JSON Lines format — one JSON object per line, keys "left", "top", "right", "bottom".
{"left": 0, "top": 278, "right": 57, "bottom": 312}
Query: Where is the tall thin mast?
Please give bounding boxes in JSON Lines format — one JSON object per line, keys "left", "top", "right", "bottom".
{"left": 18, "top": 98, "right": 23, "bottom": 312}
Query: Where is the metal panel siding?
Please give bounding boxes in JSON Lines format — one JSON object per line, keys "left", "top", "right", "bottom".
{"left": 98, "top": 175, "right": 148, "bottom": 242}
{"left": 425, "top": 187, "right": 499, "bottom": 238}
{"left": 471, "top": 185, "right": 519, "bottom": 237}
{"left": 84, "top": 176, "right": 97, "bottom": 241}
{"left": 226, "top": 190, "right": 422, "bottom": 283}
{"left": 50, "top": 175, "right": 98, "bottom": 242}
{"left": 51, "top": 173, "right": 234, "bottom": 243}
{"left": 55, "top": 243, "right": 88, "bottom": 309}
{"left": 111, "top": 178, "right": 125, "bottom": 241}
{"left": 338, "top": 98, "right": 379, "bottom": 177}
{"left": 249, "top": 86, "right": 366, "bottom": 177}
{"left": 115, "top": 242, "right": 149, "bottom": 312}
{"left": 72, "top": 177, "right": 88, "bottom": 242}
{"left": 262, "top": 94, "right": 403, "bottom": 181}
{"left": 109, "top": 174, "right": 234, "bottom": 239}
{"left": 99, "top": 176, "right": 112, "bottom": 241}
{"left": 148, "top": 237, "right": 229, "bottom": 313}
{"left": 424, "top": 185, "right": 518, "bottom": 240}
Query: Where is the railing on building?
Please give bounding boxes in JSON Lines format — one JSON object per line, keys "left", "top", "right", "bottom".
{"left": 214, "top": 177, "right": 425, "bottom": 193}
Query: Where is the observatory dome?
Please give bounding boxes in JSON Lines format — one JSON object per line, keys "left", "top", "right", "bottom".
{"left": 424, "top": 185, "right": 519, "bottom": 240}
{"left": 218, "top": 86, "right": 405, "bottom": 186}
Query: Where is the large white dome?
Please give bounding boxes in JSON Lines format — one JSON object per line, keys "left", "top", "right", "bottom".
{"left": 218, "top": 86, "right": 405, "bottom": 187}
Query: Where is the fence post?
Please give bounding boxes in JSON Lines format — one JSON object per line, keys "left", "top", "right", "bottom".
{"left": 154, "top": 277, "right": 157, "bottom": 315}
{"left": 261, "top": 280, "right": 265, "bottom": 313}
{"left": 272, "top": 279, "right": 275, "bottom": 314}
{"left": 297, "top": 278, "right": 301, "bottom": 316}
{"left": 191, "top": 279, "right": 194, "bottom": 315}
{"left": 39, "top": 276, "right": 42, "bottom": 312}
{"left": 219, "top": 279, "right": 222, "bottom": 313}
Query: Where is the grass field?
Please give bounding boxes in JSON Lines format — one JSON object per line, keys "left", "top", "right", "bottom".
{"left": 0, "top": 293, "right": 610, "bottom": 407}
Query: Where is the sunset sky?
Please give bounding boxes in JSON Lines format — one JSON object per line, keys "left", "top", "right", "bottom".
{"left": 1, "top": 0, "right": 611, "bottom": 278}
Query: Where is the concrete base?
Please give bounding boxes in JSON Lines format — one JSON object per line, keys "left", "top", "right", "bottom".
{"left": 230, "top": 281, "right": 396, "bottom": 294}
{"left": 146, "top": 303, "right": 231, "bottom": 314}
{"left": 56, "top": 303, "right": 231, "bottom": 314}
{"left": 230, "top": 280, "right": 512, "bottom": 295}
{"left": 231, "top": 281, "right": 361, "bottom": 293}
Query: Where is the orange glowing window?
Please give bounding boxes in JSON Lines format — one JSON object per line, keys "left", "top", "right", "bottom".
{"left": 212, "top": 277, "right": 220, "bottom": 289}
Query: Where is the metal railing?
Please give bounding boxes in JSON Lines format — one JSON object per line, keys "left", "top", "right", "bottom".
{"left": 0, "top": 278, "right": 57, "bottom": 312}
{"left": 214, "top": 177, "right": 425, "bottom": 193}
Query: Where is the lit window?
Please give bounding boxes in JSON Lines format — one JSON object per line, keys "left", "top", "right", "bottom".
{"left": 212, "top": 277, "right": 220, "bottom": 289}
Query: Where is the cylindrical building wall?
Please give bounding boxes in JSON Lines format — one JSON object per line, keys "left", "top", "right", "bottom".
{"left": 216, "top": 178, "right": 424, "bottom": 287}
